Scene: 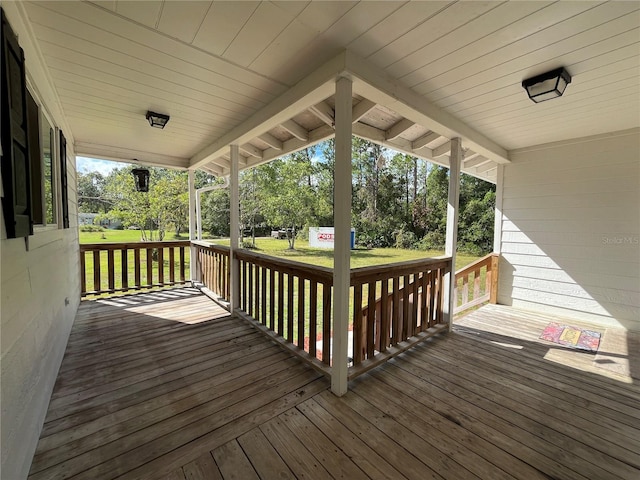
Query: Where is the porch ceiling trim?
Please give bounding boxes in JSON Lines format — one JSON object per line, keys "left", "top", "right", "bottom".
{"left": 76, "top": 142, "right": 193, "bottom": 171}
{"left": 189, "top": 51, "right": 510, "bottom": 175}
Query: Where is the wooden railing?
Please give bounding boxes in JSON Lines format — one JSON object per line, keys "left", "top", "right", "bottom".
{"left": 235, "top": 249, "right": 334, "bottom": 372}
{"left": 454, "top": 253, "right": 499, "bottom": 314}
{"left": 80, "top": 241, "right": 189, "bottom": 297}
{"left": 192, "top": 242, "right": 230, "bottom": 302}
{"left": 349, "top": 257, "right": 451, "bottom": 379}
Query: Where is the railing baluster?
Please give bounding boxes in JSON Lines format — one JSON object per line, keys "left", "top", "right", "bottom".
{"left": 380, "top": 279, "right": 389, "bottom": 350}
{"left": 287, "top": 273, "right": 294, "bottom": 342}
{"left": 146, "top": 248, "right": 153, "bottom": 287}
{"left": 80, "top": 250, "right": 87, "bottom": 295}
{"left": 367, "top": 281, "right": 376, "bottom": 358}
{"left": 134, "top": 248, "right": 141, "bottom": 288}
{"left": 297, "top": 276, "right": 304, "bottom": 347}
{"left": 411, "top": 274, "right": 419, "bottom": 336}
{"left": 107, "top": 249, "right": 115, "bottom": 292}
{"left": 269, "top": 269, "right": 275, "bottom": 330}
{"left": 392, "top": 276, "right": 400, "bottom": 346}
{"left": 121, "top": 249, "right": 128, "bottom": 291}
{"left": 420, "top": 272, "right": 428, "bottom": 332}
{"left": 277, "top": 271, "right": 284, "bottom": 336}
{"left": 353, "top": 283, "right": 363, "bottom": 364}
{"left": 322, "top": 285, "right": 331, "bottom": 365}
{"left": 179, "top": 247, "right": 185, "bottom": 283}
{"left": 157, "top": 247, "right": 164, "bottom": 286}
{"left": 93, "top": 250, "right": 101, "bottom": 293}
{"left": 402, "top": 274, "right": 410, "bottom": 340}
{"left": 169, "top": 248, "right": 175, "bottom": 284}
{"left": 309, "top": 280, "right": 317, "bottom": 359}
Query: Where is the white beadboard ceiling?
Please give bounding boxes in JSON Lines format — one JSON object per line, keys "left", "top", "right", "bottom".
{"left": 18, "top": 0, "right": 640, "bottom": 182}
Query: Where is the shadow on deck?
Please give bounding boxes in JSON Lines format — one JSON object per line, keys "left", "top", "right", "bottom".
{"left": 29, "top": 289, "right": 640, "bottom": 480}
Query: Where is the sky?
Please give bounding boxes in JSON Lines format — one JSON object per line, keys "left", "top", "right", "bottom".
{"left": 76, "top": 157, "right": 130, "bottom": 176}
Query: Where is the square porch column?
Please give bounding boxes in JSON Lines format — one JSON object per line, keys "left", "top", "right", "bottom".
{"left": 188, "top": 170, "right": 197, "bottom": 282}
{"left": 443, "top": 137, "right": 462, "bottom": 331}
{"left": 332, "top": 75, "right": 352, "bottom": 396}
{"left": 229, "top": 145, "right": 240, "bottom": 312}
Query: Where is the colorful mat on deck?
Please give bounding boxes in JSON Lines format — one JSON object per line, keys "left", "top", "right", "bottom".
{"left": 540, "top": 322, "right": 601, "bottom": 352}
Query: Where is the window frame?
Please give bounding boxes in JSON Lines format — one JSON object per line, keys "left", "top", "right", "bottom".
{"left": 26, "top": 79, "right": 60, "bottom": 232}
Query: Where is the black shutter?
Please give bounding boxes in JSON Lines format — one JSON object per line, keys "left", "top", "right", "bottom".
{"left": 59, "top": 130, "right": 69, "bottom": 228}
{"left": 1, "top": 8, "right": 32, "bottom": 238}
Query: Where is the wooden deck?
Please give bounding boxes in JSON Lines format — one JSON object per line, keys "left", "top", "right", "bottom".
{"left": 30, "top": 289, "right": 640, "bottom": 480}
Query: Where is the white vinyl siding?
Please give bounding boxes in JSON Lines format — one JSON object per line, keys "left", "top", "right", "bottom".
{"left": 499, "top": 129, "right": 640, "bottom": 331}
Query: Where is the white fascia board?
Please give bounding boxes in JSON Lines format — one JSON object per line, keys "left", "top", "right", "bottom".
{"left": 75, "top": 142, "right": 190, "bottom": 170}
{"left": 189, "top": 52, "right": 349, "bottom": 169}
{"left": 345, "top": 51, "right": 510, "bottom": 165}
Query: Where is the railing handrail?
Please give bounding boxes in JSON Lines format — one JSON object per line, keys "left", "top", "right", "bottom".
{"left": 80, "top": 240, "right": 190, "bottom": 252}
{"left": 191, "top": 240, "right": 230, "bottom": 253}
{"left": 235, "top": 248, "right": 334, "bottom": 283}
{"left": 351, "top": 256, "right": 451, "bottom": 284}
{"left": 454, "top": 252, "right": 498, "bottom": 277}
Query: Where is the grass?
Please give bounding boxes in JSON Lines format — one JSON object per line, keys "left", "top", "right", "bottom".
{"left": 214, "top": 237, "right": 479, "bottom": 272}
{"left": 79, "top": 229, "right": 187, "bottom": 243}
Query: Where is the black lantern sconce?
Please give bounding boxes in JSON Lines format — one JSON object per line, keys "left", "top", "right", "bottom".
{"left": 146, "top": 110, "right": 170, "bottom": 128}
{"left": 522, "top": 67, "right": 572, "bottom": 103}
{"left": 131, "top": 167, "right": 150, "bottom": 192}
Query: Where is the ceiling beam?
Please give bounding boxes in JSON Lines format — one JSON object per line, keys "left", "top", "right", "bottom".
{"left": 432, "top": 141, "right": 451, "bottom": 158}
{"left": 476, "top": 160, "right": 496, "bottom": 173}
{"left": 309, "top": 101, "right": 335, "bottom": 126}
{"left": 412, "top": 132, "right": 441, "bottom": 150}
{"left": 352, "top": 99, "right": 376, "bottom": 123}
{"left": 346, "top": 51, "right": 509, "bottom": 164}
{"left": 464, "top": 155, "right": 487, "bottom": 168}
{"left": 258, "top": 133, "right": 283, "bottom": 150}
{"left": 385, "top": 118, "right": 415, "bottom": 141}
{"left": 240, "top": 143, "right": 263, "bottom": 159}
{"left": 248, "top": 124, "right": 335, "bottom": 169}
{"left": 280, "top": 119, "right": 309, "bottom": 141}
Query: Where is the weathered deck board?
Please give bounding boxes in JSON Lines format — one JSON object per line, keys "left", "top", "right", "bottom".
{"left": 29, "top": 291, "right": 640, "bottom": 480}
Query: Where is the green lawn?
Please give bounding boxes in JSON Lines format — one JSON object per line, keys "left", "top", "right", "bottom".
{"left": 79, "top": 229, "right": 187, "bottom": 244}
{"left": 213, "top": 236, "right": 479, "bottom": 272}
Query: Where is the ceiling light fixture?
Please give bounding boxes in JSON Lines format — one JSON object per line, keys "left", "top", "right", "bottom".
{"left": 131, "top": 167, "right": 150, "bottom": 192}
{"left": 146, "top": 110, "right": 170, "bottom": 128}
{"left": 522, "top": 67, "right": 572, "bottom": 103}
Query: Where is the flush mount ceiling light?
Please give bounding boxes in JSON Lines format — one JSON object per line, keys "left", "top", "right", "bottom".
{"left": 146, "top": 110, "right": 170, "bottom": 128}
{"left": 522, "top": 67, "right": 572, "bottom": 103}
{"left": 131, "top": 167, "right": 150, "bottom": 192}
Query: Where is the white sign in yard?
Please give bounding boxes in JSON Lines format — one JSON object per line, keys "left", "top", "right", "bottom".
{"left": 309, "top": 227, "right": 355, "bottom": 249}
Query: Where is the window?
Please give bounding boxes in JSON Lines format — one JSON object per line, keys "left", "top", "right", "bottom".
{"left": 41, "top": 111, "right": 56, "bottom": 225}
{"left": 26, "top": 89, "right": 58, "bottom": 227}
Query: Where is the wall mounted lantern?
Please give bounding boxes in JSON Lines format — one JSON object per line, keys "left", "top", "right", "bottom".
{"left": 522, "top": 67, "right": 572, "bottom": 103}
{"left": 131, "top": 167, "right": 150, "bottom": 192}
{"left": 146, "top": 110, "right": 170, "bottom": 128}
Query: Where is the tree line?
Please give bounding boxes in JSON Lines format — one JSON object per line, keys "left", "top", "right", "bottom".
{"left": 78, "top": 138, "right": 495, "bottom": 255}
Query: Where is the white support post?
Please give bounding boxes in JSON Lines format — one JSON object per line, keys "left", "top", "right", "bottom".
{"left": 443, "top": 137, "right": 462, "bottom": 332}
{"left": 196, "top": 191, "right": 202, "bottom": 241}
{"left": 332, "top": 76, "right": 352, "bottom": 396}
{"left": 229, "top": 145, "right": 240, "bottom": 312}
{"left": 188, "top": 170, "right": 197, "bottom": 282}
{"left": 493, "top": 164, "right": 504, "bottom": 254}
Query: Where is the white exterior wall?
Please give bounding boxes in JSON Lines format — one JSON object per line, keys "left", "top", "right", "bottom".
{"left": 1, "top": 4, "right": 80, "bottom": 479}
{"left": 499, "top": 129, "right": 640, "bottom": 331}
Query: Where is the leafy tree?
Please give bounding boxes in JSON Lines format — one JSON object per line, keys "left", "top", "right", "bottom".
{"left": 103, "top": 167, "right": 188, "bottom": 241}
{"left": 77, "top": 171, "right": 110, "bottom": 214}
{"left": 258, "top": 149, "right": 315, "bottom": 249}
